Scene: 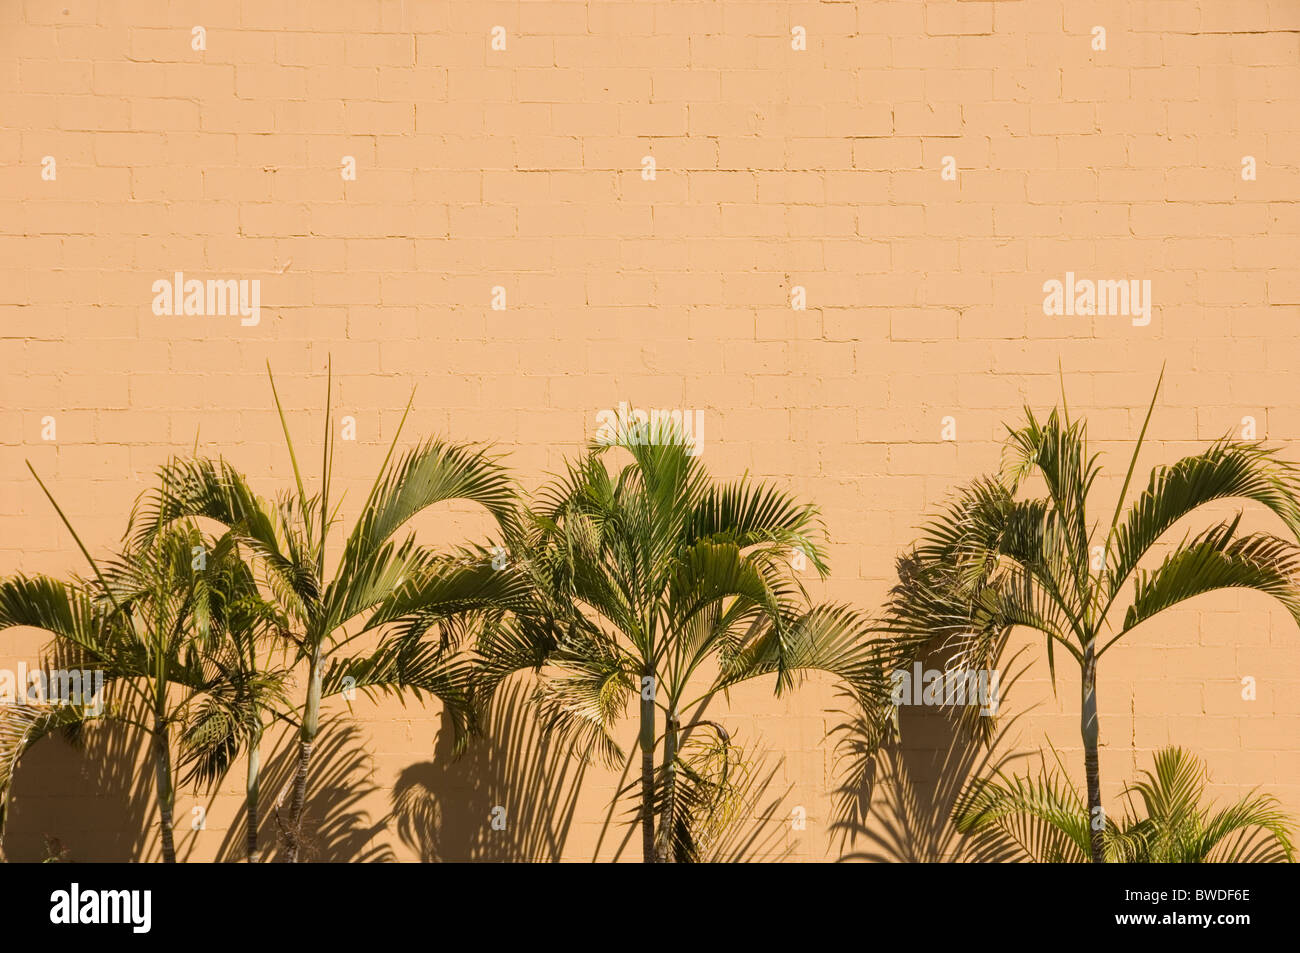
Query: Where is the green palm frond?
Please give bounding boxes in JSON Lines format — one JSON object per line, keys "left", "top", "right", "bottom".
{"left": 956, "top": 747, "right": 1295, "bottom": 863}
{"left": 1125, "top": 747, "right": 1295, "bottom": 863}
{"left": 533, "top": 631, "right": 638, "bottom": 767}
{"left": 130, "top": 455, "right": 319, "bottom": 617}
{"left": 664, "top": 540, "right": 784, "bottom": 642}
{"left": 1118, "top": 524, "right": 1300, "bottom": 648}
{"left": 324, "top": 636, "right": 475, "bottom": 720}
{"left": 341, "top": 437, "right": 518, "bottom": 571}
{"left": 0, "top": 703, "right": 93, "bottom": 832}
{"left": 0, "top": 575, "right": 106, "bottom": 649}
{"left": 361, "top": 548, "right": 535, "bottom": 642}
{"left": 685, "top": 479, "right": 829, "bottom": 575}
{"left": 715, "top": 602, "right": 885, "bottom": 703}
{"left": 1108, "top": 441, "right": 1300, "bottom": 599}
{"left": 954, "top": 751, "right": 1092, "bottom": 863}
{"left": 321, "top": 536, "right": 441, "bottom": 637}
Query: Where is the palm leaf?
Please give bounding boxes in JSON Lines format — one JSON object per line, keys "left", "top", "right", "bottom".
{"left": 1117, "top": 524, "right": 1300, "bottom": 647}
{"left": 1108, "top": 441, "right": 1300, "bottom": 599}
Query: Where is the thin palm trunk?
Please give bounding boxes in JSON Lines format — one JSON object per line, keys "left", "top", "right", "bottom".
{"left": 1081, "top": 646, "right": 1104, "bottom": 863}
{"left": 639, "top": 666, "right": 656, "bottom": 863}
{"left": 658, "top": 709, "right": 679, "bottom": 863}
{"left": 0, "top": 793, "right": 10, "bottom": 863}
{"left": 246, "top": 729, "right": 262, "bottom": 862}
{"left": 286, "top": 650, "right": 321, "bottom": 863}
{"left": 153, "top": 720, "right": 176, "bottom": 864}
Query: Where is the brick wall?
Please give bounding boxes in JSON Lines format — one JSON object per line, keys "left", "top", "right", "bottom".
{"left": 1, "top": 0, "right": 1298, "bottom": 861}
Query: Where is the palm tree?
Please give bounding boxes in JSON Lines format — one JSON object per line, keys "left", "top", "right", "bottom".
{"left": 133, "top": 364, "right": 526, "bottom": 861}
{"left": 883, "top": 371, "right": 1300, "bottom": 862}
{"left": 478, "top": 420, "right": 886, "bottom": 862}
{"left": 955, "top": 746, "right": 1295, "bottom": 862}
{"left": 172, "top": 534, "right": 292, "bottom": 863}
{"left": 0, "top": 466, "right": 280, "bottom": 862}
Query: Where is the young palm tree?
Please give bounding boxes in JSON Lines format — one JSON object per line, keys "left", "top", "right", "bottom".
{"left": 479, "top": 421, "right": 886, "bottom": 862}
{"left": 173, "top": 537, "right": 292, "bottom": 863}
{"left": 883, "top": 372, "right": 1300, "bottom": 862}
{"left": 955, "top": 746, "right": 1295, "bottom": 862}
{"left": 0, "top": 467, "right": 280, "bottom": 862}
{"left": 133, "top": 364, "right": 526, "bottom": 861}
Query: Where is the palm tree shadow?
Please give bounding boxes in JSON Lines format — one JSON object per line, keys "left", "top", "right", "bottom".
{"left": 390, "top": 680, "right": 587, "bottom": 862}
{"left": 690, "top": 743, "right": 795, "bottom": 863}
{"left": 6, "top": 690, "right": 156, "bottom": 862}
{"left": 831, "top": 647, "right": 1034, "bottom": 862}
{"left": 215, "top": 714, "right": 394, "bottom": 863}
{"left": 592, "top": 693, "right": 796, "bottom": 863}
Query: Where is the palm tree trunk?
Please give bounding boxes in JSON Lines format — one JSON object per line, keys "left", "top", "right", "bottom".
{"left": 0, "top": 794, "right": 10, "bottom": 863}
{"left": 245, "top": 729, "right": 262, "bottom": 862}
{"left": 639, "top": 666, "right": 656, "bottom": 863}
{"left": 658, "top": 708, "right": 679, "bottom": 863}
{"left": 153, "top": 720, "right": 176, "bottom": 863}
{"left": 285, "top": 650, "right": 321, "bottom": 863}
{"left": 1080, "top": 646, "right": 1104, "bottom": 863}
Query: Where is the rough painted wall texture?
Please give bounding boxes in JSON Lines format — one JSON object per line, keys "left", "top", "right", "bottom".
{"left": 1, "top": 1, "right": 1298, "bottom": 861}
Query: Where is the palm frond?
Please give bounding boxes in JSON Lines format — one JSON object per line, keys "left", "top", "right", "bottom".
{"left": 1108, "top": 441, "right": 1300, "bottom": 598}
{"left": 1118, "top": 524, "right": 1300, "bottom": 647}
{"left": 341, "top": 437, "right": 518, "bottom": 573}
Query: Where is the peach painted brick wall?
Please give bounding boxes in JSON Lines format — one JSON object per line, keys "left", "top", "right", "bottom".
{"left": 1, "top": 0, "right": 1298, "bottom": 860}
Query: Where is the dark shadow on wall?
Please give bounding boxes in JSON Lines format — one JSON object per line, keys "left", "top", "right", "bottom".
{"left": 7, "top": 706, "right": 395, "bottom": 863}
{"left": 830, "top": 648, "right": 1034, "bottom": 862}
{"left": 595, "top": 749, "right": 796, "bottom": 863}
{"left": 215, "top": 715, "right": 394, "bottom": 863}
{"left": 9, "top": 658, "right": 1035, "bottom": 864}
{"left": 390, "top": 680, "right": 586, "bottom": 861}
{"left": 5, "top": 695, "right": 156, "bottom": 863}
{"left": 679, "top": 741, "right": 795, "bottom": 863}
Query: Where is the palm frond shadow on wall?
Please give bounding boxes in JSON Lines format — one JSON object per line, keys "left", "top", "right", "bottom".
{"left": 6, "top": 690, "right": 155, "bottom": 862}
{"left": 390, "top": 679, "right": 587, "bottom": 862}
{"left": 831, "top": 647, "right": 1035, "bottom": 863}
{"left": 213, "top": 713, "right": 393, "bottom": 863}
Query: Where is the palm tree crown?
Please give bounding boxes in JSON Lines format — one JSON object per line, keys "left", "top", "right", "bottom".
{"left": 130, "top": 365, "right": 527, "bottom": 860}
{"left": 481, "top": 421, "right": 884, "bottom": 861}
{"left": 883, "top": 374, "right": 1300, "bottom": 861}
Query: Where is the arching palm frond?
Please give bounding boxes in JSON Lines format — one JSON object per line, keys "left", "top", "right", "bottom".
{"left": 0, "top": 575, "right": 106, "bottom": 652}
{"left": 1117, "top": 524, "right": 1300, "bottom": 647}
{"left": 714, "top": 602, "right": 886, "bottom": 704}
{"left": 129, "top": 455, "right": 317, "bottom": 616}
{"left": 341, "top": 438, "right": 518, "bottom": 571}
{"left": 1108, "top": 441, "right": 1300, "bottom": 599}
{"left": 1126, "top": 747, "right": 1295, "bottom": 863}
{"left": 685, "top": 479, "right": 829, "bottom": 575}
{"left": 954, "top": 748, "right": 1092, "bottom": 863}
{"left": 0, "top": 574, "right": 115, "bottom": 850}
